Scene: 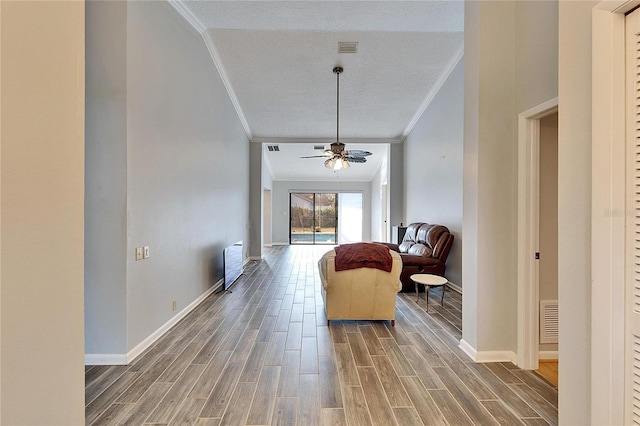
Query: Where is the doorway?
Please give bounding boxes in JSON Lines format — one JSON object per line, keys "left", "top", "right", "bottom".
{"left": 517, "top": 98, "right": 558, "bottom": 372}
{"left": 537, "top": 112, "right": 559, "bottom": 385}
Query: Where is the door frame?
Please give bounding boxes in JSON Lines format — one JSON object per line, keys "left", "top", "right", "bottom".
{"left": 517, "top": 98, "right": 558, "bottom": 371}
{"left": 592, "top": 1, "right": 638, "bottom": 423}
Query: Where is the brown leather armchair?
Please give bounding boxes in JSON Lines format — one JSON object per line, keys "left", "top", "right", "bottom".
{"left": 377, "top": 222, "right": 454, "bottom": 292}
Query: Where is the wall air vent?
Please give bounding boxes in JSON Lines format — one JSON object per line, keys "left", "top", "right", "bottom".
{"left": 267, "top": 145, "right": 280, "bottom": 152}
{"left": 540, "top": 300, "right": 558, "bottom": 344}
{"left": 338, "top": 42, "right": 358, "bottom": 54}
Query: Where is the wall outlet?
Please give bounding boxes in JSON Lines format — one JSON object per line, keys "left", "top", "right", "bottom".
{"left": 143, "top": 246, "right": 150, "bottom": 259}
{"left": 135, "top": 247, "right": 143, "bottom": 261}
{"left": 172, "top": 300, "right": 177, "bottom": 311}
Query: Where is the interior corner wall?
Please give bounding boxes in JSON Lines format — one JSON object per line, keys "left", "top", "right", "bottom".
{"left": 463, "top": 0, "right": 518, "bottom": 354}
{"left": 558, "top": 1, "right": 597, "bottom": 424}
{"left": 85, "top": 0, "right": 128, "bottom": 357}
{"left": 404, "top": 59, "right": 463, "bottom": 287}
{"left": 1, "top": 1, "right": 85, "bottom": 423}
{"left": 124, "top": 1, "right": 249, "bottom": 350}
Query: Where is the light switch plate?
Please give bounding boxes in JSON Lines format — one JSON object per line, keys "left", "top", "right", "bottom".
{"left": 143, "top": 246, "right": 150, "bottom": 259}
{"left": 135, "top": 247, "right": 143, "bottom": 261}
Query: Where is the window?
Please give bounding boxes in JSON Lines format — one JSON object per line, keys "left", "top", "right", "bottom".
{"left": 289, "top": 193, "right": 337, "bottom": 244}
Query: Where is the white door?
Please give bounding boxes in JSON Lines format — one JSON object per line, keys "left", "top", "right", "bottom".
{"left": 625, "top": 9, "right": 640, "bottom": 423}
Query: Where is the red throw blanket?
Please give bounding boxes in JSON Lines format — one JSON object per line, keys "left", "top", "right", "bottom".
{"left": 334, "top": 242, "right": 393, "bottom": 273}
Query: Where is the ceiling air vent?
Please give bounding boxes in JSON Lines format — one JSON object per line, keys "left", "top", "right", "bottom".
{"left": 313, "top": 145, "right": 326, "bottom": 150}
{"left": 338, "top": 42, "right": 358, "bottom": 54}
{"left": 267, "top": 145, "right": 280, "bottom": 152}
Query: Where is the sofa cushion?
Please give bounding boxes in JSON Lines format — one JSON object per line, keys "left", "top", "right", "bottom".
{"left": 407, "top": 243, "right": 432, "bottom": 257}
{"left": 399, "top": 241, "right": 414, "bottom": 253}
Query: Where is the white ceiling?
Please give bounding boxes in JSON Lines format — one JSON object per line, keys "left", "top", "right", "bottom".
{"left": 176, "top": 1, "right": 464, "bottom": 181}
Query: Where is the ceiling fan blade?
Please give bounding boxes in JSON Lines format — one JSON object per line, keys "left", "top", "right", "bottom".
{"left": 345, "top": 156, "right": 367, "bottom": 163}
{"left": 345, "top": 150, "right": 372, "bottom": 157}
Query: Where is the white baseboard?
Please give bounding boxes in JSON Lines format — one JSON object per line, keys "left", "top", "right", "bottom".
{"left": 271, "top": 242, "right": 289, "bottom": 246}
{"left": 84, "top": 353, "right": 128, "bottom": 365}
{"left": 459, "top": 339, "right": 517, "bottom": 364}
{"left": 85, "top": 279, "right": 223, "bottom": 365}
{"left": 446, "top": 280, "right": 462, "bottom": 294}
{"left": 539, "top": 350, "right": 558, "bottom": 360}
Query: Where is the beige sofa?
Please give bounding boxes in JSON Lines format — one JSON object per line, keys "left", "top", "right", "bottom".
{"left": 318, "top": 249, "right": 402, "bottom": 326}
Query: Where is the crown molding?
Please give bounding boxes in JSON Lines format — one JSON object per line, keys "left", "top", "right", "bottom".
{"left": 168, "top": 0, "right": 253, "bottom": 140}
{"left": 167, "top": 0, "right": 205, "bottom": 33}
{"left": 251, "top": 137, "right": 402, "bottom": 144}
{"left": 401, "top": 42, "right": 464, "bottom": 141}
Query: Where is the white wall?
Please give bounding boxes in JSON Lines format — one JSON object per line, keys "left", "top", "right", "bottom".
{"left": 271, "top": 181, "right": 372, "bottom": 244}
{"left": 404, "top": 59, "right": 463, "bottom": 286}
{"left": 85, "top": 1, "right": 250, "bottom": 357}
{"left": 1, "top": 1, "right": 85, "bottom": 423}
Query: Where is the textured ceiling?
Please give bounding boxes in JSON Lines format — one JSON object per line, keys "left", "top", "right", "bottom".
{"left": 177, "top": 1, "right": 464, "bottom": 181}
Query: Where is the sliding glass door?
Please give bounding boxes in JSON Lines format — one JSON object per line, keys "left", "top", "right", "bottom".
{"left": 290, "top": 193, "right": 337, "bottom": 244}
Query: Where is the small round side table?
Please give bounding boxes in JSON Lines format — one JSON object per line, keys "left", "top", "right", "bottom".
{"left": 410, "top": 274, "right": 448, "bottom": 312}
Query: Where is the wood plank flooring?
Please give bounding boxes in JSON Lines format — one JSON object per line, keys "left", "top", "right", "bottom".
{"left": 536, "top": 361, "right": 558, "bottom": 388}
{"left": 86, "top": 245, "right": 558, "bottom": 425}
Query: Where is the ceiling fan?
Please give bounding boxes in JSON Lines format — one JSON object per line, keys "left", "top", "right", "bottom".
{"left": 300, "top": 67, "right": 372, "bottom": 171}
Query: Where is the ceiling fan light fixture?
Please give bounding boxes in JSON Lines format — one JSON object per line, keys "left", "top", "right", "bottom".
{"left": 324, "top": 158, "right": 334, "bottom": 169}
{"left": 333, "top": 158, "right": 344, "bottom": 171}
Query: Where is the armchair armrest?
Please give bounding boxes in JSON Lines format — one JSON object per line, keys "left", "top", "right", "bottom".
{"left": 373, "top": 242, "right": 400, "bottom": 252}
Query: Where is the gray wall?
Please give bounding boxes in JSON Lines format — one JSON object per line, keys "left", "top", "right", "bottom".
{"left": 85, "top": 0, "right": 128, "bottom": 356}
{"left": 463, "top": 0, "right": 558, "bottom": 355}
{"left": 85, "top": 0, "right": 250, "bottom": 357}
{"left": 369, "top": 156, "right": 385, "bottom": 242}
{"left": 389, "top": 143, "right": 405, "bottom": 230}
{"left": 558, "top": 1, "right": 597, "bottom": 422}
{"left": 249, "top": 143, "right": 264, "bottom": 258}
{"left": 271, "top": 181, "right": 372, "bottom": 244}
{"left": 404, "top": 59, "right": 463, "bottom": 287}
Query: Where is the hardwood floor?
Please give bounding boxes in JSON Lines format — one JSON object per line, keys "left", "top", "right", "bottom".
{"left": 86, "top": 245, "right": 558, "bottom": 425}
{"left": 536, "top": 361, "right": 558, "bottom": 388}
